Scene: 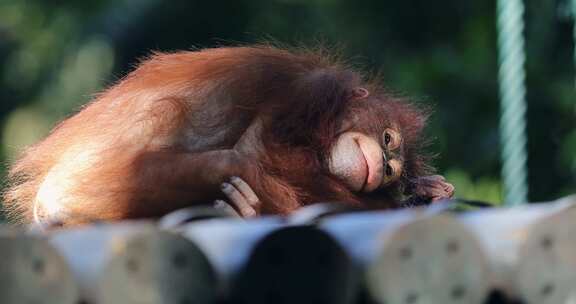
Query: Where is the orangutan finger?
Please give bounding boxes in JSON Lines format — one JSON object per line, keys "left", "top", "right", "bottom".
{"left": 230, "top": 176, "right": 261, "bottom": 208}
{"left": 213, "top": 200, "right": 242, "bottom": 217}
{"left": 444, "top": 183, "right": 455, "bottom": 197}
{"left": 221, "top": 182, "right": 256, "bottom": 217}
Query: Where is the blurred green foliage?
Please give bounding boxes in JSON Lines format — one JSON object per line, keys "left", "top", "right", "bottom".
{"left": 0, "top": 0, "right": 574, "bottom": 213}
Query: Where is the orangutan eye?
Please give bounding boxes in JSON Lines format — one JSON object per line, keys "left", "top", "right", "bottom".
{"left": 385, "top": 164, "right": 393, "bottom": 176}
{"left": 382, "top": 159, "right": 403, "bottom": 185}
{"left": 383, "top": 128, "right": 401, "bottom": 150}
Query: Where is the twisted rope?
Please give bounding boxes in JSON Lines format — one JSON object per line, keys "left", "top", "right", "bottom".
{"left": 497, "top": 0, "right": 529, "bottom": 206}
{"left": 573, "top": 0, "right": 576, "bottom": 87}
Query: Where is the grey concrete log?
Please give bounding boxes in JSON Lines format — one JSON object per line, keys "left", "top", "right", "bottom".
{"left": 459, "top": 195, "right": 576, "bottom": 303}
{"left": 0, "top": 227, "right": 78, "bottom": 304}
{"left": 49, "top": 222, "right": 218, "bottom": 304}
{"left": 320, "top": 208, "right": 490, "bottom": 304}
{"left": 176, "top": 217, "right": 357, "bottom": 304}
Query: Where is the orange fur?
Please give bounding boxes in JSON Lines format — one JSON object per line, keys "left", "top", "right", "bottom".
{"left": 3, "top": 45, "right": 430, "bottom": 225}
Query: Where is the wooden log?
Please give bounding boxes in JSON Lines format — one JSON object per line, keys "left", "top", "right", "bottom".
{"left": 287, "top": 202, "right": 362, "bottom": 224}
{"left": 231, "top": 225, "right": 357, "bottom": 304}
{"left": 49, "top": 222, "right": 218, "bottom": 304}
{"left": 176, "top": 217, "right": 284, "bottom": 277}
{"left": 176, "top": 217, "right": 358, "bottom": 304}
{"left": 320, "top": 208, "right": 491, "bottom": 304}
{"left": 0, "top": 227, "right": 78, "bottom": 304}
{"left": 459, "top": 195, "right": 576, "bottom": 303}
{"left": 159, "top": 205, "right": 238, "bottom": 229}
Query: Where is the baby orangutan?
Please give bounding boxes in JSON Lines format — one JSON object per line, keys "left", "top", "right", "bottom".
{"left": 4, "top": 46, "right": 454, "bottom": 226}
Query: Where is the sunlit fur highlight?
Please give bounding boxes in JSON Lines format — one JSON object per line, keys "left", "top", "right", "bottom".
{"left": 3, "top": 45, "right": 432, "bottom": 225}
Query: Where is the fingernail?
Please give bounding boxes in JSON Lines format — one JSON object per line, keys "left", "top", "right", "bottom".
{"left": 221, "top": 183, "right": 230, "bottom": 190}
{"left": 231, "top": 176, "right": 240, "bottom": 182}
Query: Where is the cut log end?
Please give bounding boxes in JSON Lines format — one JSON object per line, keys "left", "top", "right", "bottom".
{"left": 0, "top": 232, "right": 78, "bottom": 304}
{"left": 516, "top": 208, "right": 576, "bottom": 304}
{"left": 229, "top": 225, "right": 358, "bottom": 304}
{"left": 100, "top": 230, "right": 218, "bottom": 304}
{"left": 367, "top": 215, "right": 491, "bottom": 304}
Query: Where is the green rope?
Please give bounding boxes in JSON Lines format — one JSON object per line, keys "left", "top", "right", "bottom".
{"left": 573, "top": 0, "right": 576, "bottom": 88}
{"left": 497, "top": 0, "right": 529, "bottom": 206}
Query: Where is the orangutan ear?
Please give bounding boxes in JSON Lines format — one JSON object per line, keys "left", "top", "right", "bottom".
{"left": 351, "top": 87, "right": 370, "bottom": 99}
